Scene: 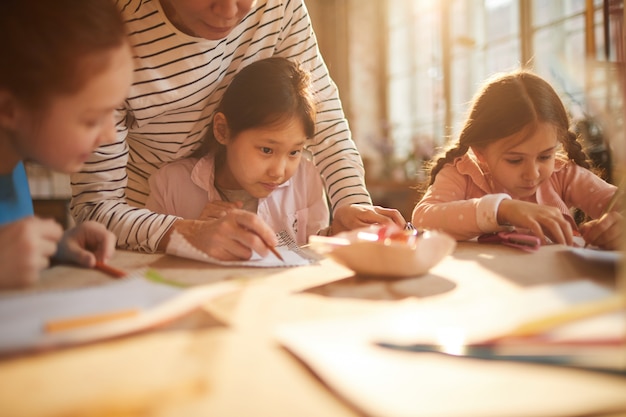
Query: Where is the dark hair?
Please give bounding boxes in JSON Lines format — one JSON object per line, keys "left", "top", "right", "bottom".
{"left": 198, "top": 57, "right": 316, "bottom": 156}
{"left": 0, "top": 0, "right": 128, "bottom": 109}
{"left": 426, "top": 70, "right": 591, "bottom": 185}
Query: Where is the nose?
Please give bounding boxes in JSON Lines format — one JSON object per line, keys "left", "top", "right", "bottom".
{"left": 95, "top": 116, "right": 117, "bottom": 147}
{"left": 267, "top": 157, "right": 287, "bottom": 180}
{"left": 522, "top": 160, "right": 540, "bottom": 181}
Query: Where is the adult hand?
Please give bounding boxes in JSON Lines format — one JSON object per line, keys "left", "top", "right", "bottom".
{"left": 198, "top": 200, "right": 243, "bottom": 221}
{"left": 579, "top": 211, "right": 622, "bottom": 250}
{"left": 331, "top": 204, "right": 406, "bottom": 234}
{"left": 167, "top": 210, "right": 278, "bottom": 261}
{"left": 54, "top": 221, "right": 116, "bottom": 268}
{"left": 0, "top": 217, "right": 63, "bottom": 288}
{"left": 497, "top": 199, "right": 573, "bottom": 246}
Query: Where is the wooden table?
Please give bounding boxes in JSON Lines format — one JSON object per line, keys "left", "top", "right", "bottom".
{"left": 0, "top": 242, "right": 624, "bottom": 417}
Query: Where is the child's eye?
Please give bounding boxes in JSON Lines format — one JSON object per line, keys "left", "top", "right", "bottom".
{"left": 260, "top": 147, "right": 272, "bottom": 155}
{"left": 505, "top": 159, "right": 522, "bottom": 165}
{"left": 289, "top": 150, "right": 301, "bottom": 157}
{"left": 539, "top": 154, "right": 554, "bottom": 161}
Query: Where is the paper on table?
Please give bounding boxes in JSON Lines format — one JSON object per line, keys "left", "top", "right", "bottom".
{"left": 372, "top": 280, "right": 625, "bottom": 345}
{"left": 275, "top": 280, "right": 626, "bottom": 417}
{"left": 568, "top": 246, "right": 623, "bottom": 264}
{"left": 166, "top": 229, "right": 317, "bottom": 267}
{"left": 0, "top": 273, "right": 238, "bottom": 354}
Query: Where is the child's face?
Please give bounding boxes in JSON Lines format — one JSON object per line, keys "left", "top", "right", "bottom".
{"left": 216, "top": 116, "right": 307, "bottom": 199}
{"left": 474, "top": 122, "right": 559, "bottom": 199}
{"left": 14, "top": 43, "right": 133, "bottom": 173}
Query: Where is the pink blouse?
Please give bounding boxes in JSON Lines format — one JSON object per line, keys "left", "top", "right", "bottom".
{"left": 412, "top": 154, "right": 617, "bottom": 241}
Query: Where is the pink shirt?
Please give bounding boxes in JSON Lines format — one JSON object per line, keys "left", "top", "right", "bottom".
{"left": 146, "top": 154, "right": 329, "bottom": 246}
{"left": 412, "top": 154, "right": 617, "bottom": 241}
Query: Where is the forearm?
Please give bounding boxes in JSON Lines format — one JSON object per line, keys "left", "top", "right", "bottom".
{"left": 284, "top": 0, "right": 372, "bottom": 213}
{"left": 71, "top": 195, "right": 178, "bottom": 252}
{"left": 70, "top": 139, "right": 179, "bottom": 252}
{"left": 412, "top": 193, "right": 510, "bottom": 240}
{"left": 308, "top": 120, "right": 372, "bottom": 212}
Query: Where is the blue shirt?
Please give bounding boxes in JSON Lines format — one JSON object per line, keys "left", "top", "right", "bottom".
{"left": 0, "top": 162, "right": 34, "bottom": 225}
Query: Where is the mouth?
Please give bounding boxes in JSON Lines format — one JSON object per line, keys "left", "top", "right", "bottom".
{"left": 261, "top": 182, "right": 280, "bottom": 191}
{"left": 202, "top": 21, "right": 235, "bottom": 37}
{"left": 518, "top": 185, "right": 538, "bottom": 193}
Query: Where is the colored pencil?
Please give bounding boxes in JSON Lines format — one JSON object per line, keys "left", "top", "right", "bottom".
{"left": 45, "top": 308, "right": 139, "bottom": 333}
{"left": 268, "top": 245, "right": 285, "bottom": 262}
{"left": 94, "top": 261, "right": 128, "bottom": 278}
{"left": 496, "top": 294, "right": 625, "bottom": 339}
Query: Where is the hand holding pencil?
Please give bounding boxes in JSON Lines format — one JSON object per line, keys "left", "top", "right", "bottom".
{"left": 55, "top": 221, "right": 117, "bottom": 270}
{"left": 168, "top": 212, "right": 282, "bottom": 262}
{"left": 579, "top": 184, "right": 623, "bottom": 250}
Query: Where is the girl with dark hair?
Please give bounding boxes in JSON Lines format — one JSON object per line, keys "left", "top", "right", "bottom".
{"left": 412, "top": 70, "right": 620, "bottom": 249}
{"left": 146, "top": 58, "right": 329, "bottom": 256}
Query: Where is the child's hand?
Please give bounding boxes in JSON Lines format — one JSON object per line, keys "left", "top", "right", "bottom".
{"left": 54, "top": 221, "right": 116, "bottom": 268}
{"left": 198, "top": 200, "right": 243, "bottom": 220}
{"left": 579, "top": 211, "right": 622, "bottom": 250}
{"left": 497, "top": 199, "right": 574, "bottom": 246}
{"left": 331, "top": 204, "right": 406, "bottom": 234}
{"left": 170, "top": 211, "right": 278, "bottom": 261}
{"left": 0, "top": 217, "right": 63, "bottom": 288}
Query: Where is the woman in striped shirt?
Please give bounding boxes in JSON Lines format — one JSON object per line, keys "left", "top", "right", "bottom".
{"left": 70, "top": 0, "right": 405, "bottom": 259}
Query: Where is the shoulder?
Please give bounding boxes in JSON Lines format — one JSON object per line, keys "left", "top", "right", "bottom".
{"left": 434, "top": 154, "right": 492, "bottom": 192}
{"left": 150, "top": 158, "right": 197, "bottom": 184}
{"left": 292, "top": 158, "right": 322, "bottom": 186}
{"left": 114, "top": 0, "right": 155, "bottom": 18}
{"left": 552, "top": 159, "right": 595, "bottom": 180}
{"left": 548, "top": 159, "right": 613, "bottom": 193}
{"left": 439, "top": 155, "right": 478, "bottom": 179}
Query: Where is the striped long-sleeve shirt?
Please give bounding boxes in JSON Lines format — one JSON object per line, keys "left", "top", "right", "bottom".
{"left": 70, "top": 0, "right": 371, "bottom": 252}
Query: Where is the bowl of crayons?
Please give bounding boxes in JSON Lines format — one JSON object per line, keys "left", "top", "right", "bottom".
{"left": 308, "top": 225, "right": 456, "bottom": 277}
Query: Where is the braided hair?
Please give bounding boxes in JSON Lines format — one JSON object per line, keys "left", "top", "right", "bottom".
{"left": 426, "top": 70, "right": 591, "bottom": 186}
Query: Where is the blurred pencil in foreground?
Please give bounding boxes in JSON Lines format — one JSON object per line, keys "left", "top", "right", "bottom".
{"left": 94, "top": 261, "right": 127, "bottom": 279}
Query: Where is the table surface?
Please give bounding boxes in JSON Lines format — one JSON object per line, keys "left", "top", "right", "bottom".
{"left": 0, "top": 242, "right": 624, "bottom": 417}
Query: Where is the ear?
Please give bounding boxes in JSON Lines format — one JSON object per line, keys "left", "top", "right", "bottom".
{"left": 0, "top": 89, "right": 19, "bottom": 130}
{"left": 213, "top": 112, "right": 230, "bottom": 145}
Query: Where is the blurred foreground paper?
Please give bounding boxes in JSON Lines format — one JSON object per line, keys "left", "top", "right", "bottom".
{"left": 0, "top": 274, "right": 237, "bottom": 354}
{"left": 275, "top": 280, "right": 626, "bottom": 417}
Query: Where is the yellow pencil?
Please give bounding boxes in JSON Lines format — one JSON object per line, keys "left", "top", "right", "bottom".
{"left": 45, "top": 308, "right": 140, "bottom": 333}
{"left": 500, "top": 295, "right": 625, "bottom": 339}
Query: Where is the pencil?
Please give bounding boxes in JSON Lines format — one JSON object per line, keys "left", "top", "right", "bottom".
{"left": 496, "top": 294, "right": 625, "bottom": 339}
{"left": 94, "top": 261, "right": 128, "bottom": 279}
{"left": 268, "top": 245, "right": 285, "bottom": 262}
{"left": 44, "top": 308, "right": 140, "bottom": 333}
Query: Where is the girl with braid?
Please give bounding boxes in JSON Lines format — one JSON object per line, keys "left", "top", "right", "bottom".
{"left": 412, "top": 71, "right": 621, "bottom": 249}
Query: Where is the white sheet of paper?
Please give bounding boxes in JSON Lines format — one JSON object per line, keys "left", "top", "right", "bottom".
{"left": 568, "top": 247, "right": 623, "bottom": 264}
{"left": 0, "top": 274, "right": 237, "bottom": 353}
{"left": 166, "top": 229, "right": 316, "bottom": 267}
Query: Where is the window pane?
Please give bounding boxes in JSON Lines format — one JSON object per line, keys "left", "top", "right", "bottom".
{"left": 485, "top": 0, "right": 518, "bottom": 41}
{"left": 532, "top": 0, "right": 587, "bottom": 27}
